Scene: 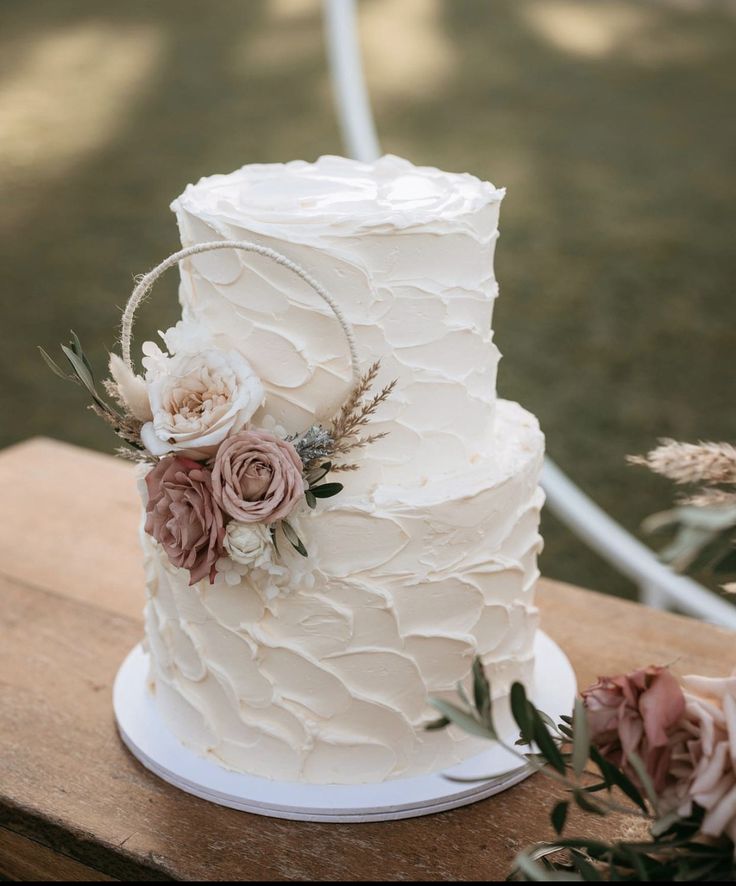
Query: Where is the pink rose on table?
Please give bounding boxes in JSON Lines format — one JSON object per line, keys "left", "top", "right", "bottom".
{"left": 212, "top": 430, "right": 304, "bottom": 524}
{"left": 664, "top": 673, "right": 736, "bottom": 842}
{"left": 582, "top": 665, "right": 686, "bottom": 793}
{"left": 144, "top": 456, "right": 225, "bottom": 585}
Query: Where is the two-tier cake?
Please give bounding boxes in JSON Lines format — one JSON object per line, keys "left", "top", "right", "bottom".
{"left": 140, "top": 155, "right": 545, "bottom": 785}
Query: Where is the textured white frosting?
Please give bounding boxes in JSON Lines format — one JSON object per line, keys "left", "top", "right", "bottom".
{"left": 144, "top": 400, "right": 544, "bottom": 784}
{"left": 171, "top": 154, "right": 505, "bottom": 488}
{"left": 140, "top": 155, "right": 546, "bottom": 784}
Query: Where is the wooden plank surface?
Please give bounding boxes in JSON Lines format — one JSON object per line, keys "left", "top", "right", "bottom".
{"left": 1, "top": 438, "right": 734, "bottom": 881}
{"left": 0, "top": 828, "right": 117, "bottom": 882}
{"left": 0, "top": 437, "right": 144, "bottom": 620}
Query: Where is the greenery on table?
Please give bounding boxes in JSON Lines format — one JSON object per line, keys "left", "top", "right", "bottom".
{"left": 429, "top": 660, "right": 736, "bottom": 882}
{"left": 631, "top": 440, "right": 736, "bottom": 592}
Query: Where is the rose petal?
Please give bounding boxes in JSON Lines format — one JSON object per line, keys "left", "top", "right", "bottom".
{"left": 701, "top": 782, "right": 736, "bottom": 838}
{"left": 639, "top": 668, "right": 686, "bottom": 748}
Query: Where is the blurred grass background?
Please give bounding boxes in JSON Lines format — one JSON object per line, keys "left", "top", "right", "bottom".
{"left": 1, "top": 0, "right": 735, "bottom": 598}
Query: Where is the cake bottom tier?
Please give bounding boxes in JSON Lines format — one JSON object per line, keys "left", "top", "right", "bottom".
{"left": 142, "top": 400, "right": 545, "bottom": 784}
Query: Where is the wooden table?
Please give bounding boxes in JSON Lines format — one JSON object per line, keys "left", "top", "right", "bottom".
{"left": 1, "top": 438, "right": 734, "bottom": 882}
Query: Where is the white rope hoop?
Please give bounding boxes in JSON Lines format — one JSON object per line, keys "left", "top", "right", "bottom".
{"left": 120, "top": 240, "right": 361, "bottom": 383}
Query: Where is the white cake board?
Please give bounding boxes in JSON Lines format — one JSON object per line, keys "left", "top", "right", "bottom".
{"left": 113, "top": 631, "right": 575, "bottom": 822}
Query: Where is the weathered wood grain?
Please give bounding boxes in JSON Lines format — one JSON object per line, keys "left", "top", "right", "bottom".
{"left": 0, "top": 828, "right": 116, "bottom": 882}
{"left": 0, "top": 437, "right": 144, "bottom": 620}
{"left": 1, "top": 439, "right": 734, "bottom": 880}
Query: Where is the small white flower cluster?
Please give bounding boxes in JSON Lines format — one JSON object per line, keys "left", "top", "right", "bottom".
{"left": 214, "top": 518, "right": 317, "bottom": 602}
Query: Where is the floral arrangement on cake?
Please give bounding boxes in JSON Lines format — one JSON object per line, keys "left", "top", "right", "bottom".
{"left": 40, "top": 326, "right": 394, "bottom": 587}
{"left": 430, "top": 659, "right": 736, "bottom": 881}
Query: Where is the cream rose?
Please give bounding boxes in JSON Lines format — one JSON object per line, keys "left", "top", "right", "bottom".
{"left": 224, "top": 521, "right": 272, "bottom": 567}
{"left": 664, "top": 673, "right": 736, "bottom": 843}
{"left": 140, "top": 342, "right": 264, "bottom": 459}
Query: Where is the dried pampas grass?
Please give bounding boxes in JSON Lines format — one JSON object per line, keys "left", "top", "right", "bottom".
{"left": 107, "top": 353, "right": 153, "bottom": 422}
{"left": 628, "top": 439, "right": 736, "bottom": 486}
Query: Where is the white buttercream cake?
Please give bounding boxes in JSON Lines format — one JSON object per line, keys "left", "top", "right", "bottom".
{"left": 142, "top": 155, "right": 545, "bottom": 784}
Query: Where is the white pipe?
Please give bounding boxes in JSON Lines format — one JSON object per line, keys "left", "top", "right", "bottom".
{"left": 322, "top": 0, "right": 736, "bottom": 629}
{"left": 324, "top": 0, "right": 381, "bottom": 162}
{"left": 542, "top": 459, "right": 736, "bottom": 627}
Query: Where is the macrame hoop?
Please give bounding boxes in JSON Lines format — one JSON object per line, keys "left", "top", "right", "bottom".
{"left": 120, "top": 240, "right": 361, "bottom": 383}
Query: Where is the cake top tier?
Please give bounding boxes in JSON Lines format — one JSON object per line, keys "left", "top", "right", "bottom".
{"left": 171, "top": 155, "right": 505, "bottom": 490}
{"left": 173, "top": 154, "right": 504, "bottom": 235}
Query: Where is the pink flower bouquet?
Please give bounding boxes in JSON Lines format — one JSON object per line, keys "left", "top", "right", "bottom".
{"left": 430, "top": 659, "right": 736, "bottom": 881}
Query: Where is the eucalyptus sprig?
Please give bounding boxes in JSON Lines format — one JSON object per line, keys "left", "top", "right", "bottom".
{"left": 39, "top": 330, "right": 111, "bottom": 412}
{"left": 428, "top": 658, "right": 735, "bottom": 882}
{"left": 39, "top": 331, "right": 144, "bottom": 450}
{"left": 630, "top": 439, "right": 736, "bottom": 592}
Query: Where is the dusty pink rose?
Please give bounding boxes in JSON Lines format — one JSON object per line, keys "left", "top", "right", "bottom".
{"left": 664, "top": 673, "right": 736, "bottom": 842}
{"left": 144, "top": 455, "right": 225, "bottom": 585}
{"left": 212, "top": 430, "right": 304, "bottom": 524}
{"left": 582, "top": 665, "right": 686, "bottom": 793}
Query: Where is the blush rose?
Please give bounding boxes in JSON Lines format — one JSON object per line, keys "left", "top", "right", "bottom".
{"left": 144, "top": 455, "right": 225, "bottom": 585}
{"left": 664, "top": 673, "right": 736, "bottom": 843}
{"left": 582, "top": 665, "right": 686, "bottom": 793}
{"left": 212, "top": 430, "right": 304, "bottom": 524}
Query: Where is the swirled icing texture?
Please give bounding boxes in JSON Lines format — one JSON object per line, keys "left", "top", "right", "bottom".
{"left": 143, "top": 400, "right": 545, "bottom": 784}
{"left": 170, "top": 154, "right": 506, "bottom": 488}
{"left": 141, "top": 155, "right": 546, "bottom": 783}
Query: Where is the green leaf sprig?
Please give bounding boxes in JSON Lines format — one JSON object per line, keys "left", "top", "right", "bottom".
{"left": 427, "top": 657, "right": 735, "bottom": 881}
{"left": 39, "top": 331, "right": 145, "bottom": 450}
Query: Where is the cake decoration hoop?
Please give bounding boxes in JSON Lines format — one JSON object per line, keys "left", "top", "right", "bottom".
{"left": 120, "top": 239, "right": 362, "bottom": 383}
{"left": 113, "top": 630, "right": 576, "bottom": 823}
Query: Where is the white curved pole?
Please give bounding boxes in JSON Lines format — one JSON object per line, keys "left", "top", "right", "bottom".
{"left": 541, "top": 460, "right": 736, "bottom": 626}
{"left": 120, "top": 240, "right": 361, "bottom": 384}
{"left": 323, "top": 0, "right": 736, "bottom": 628}
{"left": 324, "top": 0, "right": 381, "bottom": 162}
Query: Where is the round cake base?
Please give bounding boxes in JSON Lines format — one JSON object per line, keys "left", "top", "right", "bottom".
{"left": 113, "top": 631, "right": 575, "bottom": 822}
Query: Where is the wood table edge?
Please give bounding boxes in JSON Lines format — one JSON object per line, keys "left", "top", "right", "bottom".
{"left": 1, "top": 798, "right": 170, "bottom": 882}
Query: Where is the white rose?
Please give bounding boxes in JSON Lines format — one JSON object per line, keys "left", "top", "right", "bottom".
{"left": 224, "top": 522, "right": 272, "bottom": 568}
{"left": 140, "top": 341, "right": 264, "bottom": 458}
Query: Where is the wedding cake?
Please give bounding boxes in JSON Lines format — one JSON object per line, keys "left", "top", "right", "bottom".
{"left": 140, "top": 155, "right": 545, "bottom": 784}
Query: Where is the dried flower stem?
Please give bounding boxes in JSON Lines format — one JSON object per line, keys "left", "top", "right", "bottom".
{"left": 115, "top": 445, "right": 157, "bottom": 465}
{"left": 329, "top": 462, "right": 360, "bottom": 473}
{"left": 89, "top": 404, "right": 144, "bottom": 449}
{"left": 678, "top": 488, "right": 736, "bottom": 508}
{"left": 329, "top": 361, "right": 396, "bottom": 459}
{"left": 629, "top": 439, "right": 736, "bottom": 486}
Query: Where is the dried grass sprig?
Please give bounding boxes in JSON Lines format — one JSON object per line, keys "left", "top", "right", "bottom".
{"left": 89, "top": 403, "right": 144, "bottom": 450}
{"left": 678, "top": 488, "right": 736, "bottom": 508}
{"left": 633, "top": 437, "right": 736, "bottom": 589}
{"left": 628, "top": 439, "right": 736, "bottom": 486}
{"left": 329, "top": 362, "right": 396, "bottom": 459}
{"left": 329, "top": 361, "right": 380, "bottom": 440}
{"left": 102, "top": 377, "right": 123, "bottom": 406}
{"left": 293, "top": 361, "right": 396, "bottom": 475}
{"left": 115, "top": 445, "right": 157, "bottom": 465}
